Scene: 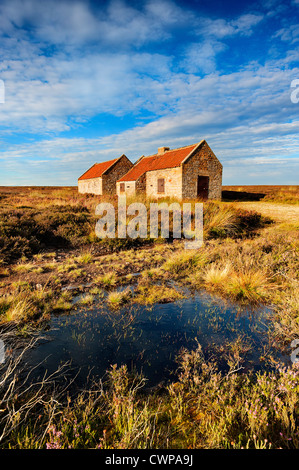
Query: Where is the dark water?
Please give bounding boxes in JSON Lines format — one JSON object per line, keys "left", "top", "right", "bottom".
{"left": 22, "top": 285, "right": 289, "bottom": 390}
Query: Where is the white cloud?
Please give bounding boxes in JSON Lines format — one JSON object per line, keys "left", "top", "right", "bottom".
{"left": 1, "top": 54, "right": 299, "bottom": 183}
{"left": 0, "top": 0, "right": 298, "bottom": 185}
{"left": 181, "top": 41, "right": 226, "bottom": 74}
{"left": 197, "top": 13, "right": 264, "bottom": 39}
{"left": 273, "top": 25, "right": 299, "bottom": 43}
{"left": 231, "top": 14, "right": 264, "bottom": 36}
{"left": 0, "top": 50, "right": 177, "bottom": 132}
{"left": 0, "top": 0, "right": 192, "bottom": 48}
{"left": 1, "top": 56, "right": 299, "bottom": 185}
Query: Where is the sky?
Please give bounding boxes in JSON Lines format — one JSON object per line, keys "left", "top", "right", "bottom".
{"left": 0, "top": 0, "right": 298, "bottom": 186}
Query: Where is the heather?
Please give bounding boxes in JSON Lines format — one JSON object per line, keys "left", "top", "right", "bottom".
{"left": 0, "top": 186, "right": 298, "bottom": 449}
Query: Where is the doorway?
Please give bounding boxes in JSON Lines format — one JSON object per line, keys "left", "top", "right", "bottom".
{"left": 197, "top": 176, "right": 209, "bottom": 199}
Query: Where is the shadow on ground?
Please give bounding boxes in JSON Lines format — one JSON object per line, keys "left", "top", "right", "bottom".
{"left": 222, "top": 190, "right": 266, "bottom": 202}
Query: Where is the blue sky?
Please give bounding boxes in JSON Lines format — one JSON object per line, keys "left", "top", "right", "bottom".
{"left": 0, "top": 0, "right": 298, "bottom": 186}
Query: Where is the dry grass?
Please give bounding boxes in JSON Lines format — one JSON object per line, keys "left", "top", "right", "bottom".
{"left": 195, "top": 261, "right": 277, "bottom": 303}
{"left": 162, "top": 250, "right": 204, "bottom": 274}
{"left": 95, "top": 272, "right": 117, "bottom": 288}
{"left": 1, "top": 342, "right": 298, "bottom": 449}
{"left": 13, "top": 262, "right": 36, "bottom": 273}
{"left": 77, "top": 293, "right": 94, "bottom": 306}
{"left": 0, "top": 186, "right": 297, "bottom": 338}
{"left": 233, "top": 202, "right": 299, "bottom": 224}
{"left": 5, "top": 298, "right": 34, "bottom": 323}
{"left": 227, "top": 269, "right": 275, "bottom": 303}
{"left": 135, "top": 283, "right": 185, "bottom": 304}
{"left": 74, "top": 252, "right": 93, "bottom": 264}
{"left": 0, "top": 187, "right": 298, "bottom": 449}
{"left": 107, "top": 288, "right": 132, "bottom": 309}
{"left": 203, "top": 263, "right": 231, "bottom": 287}
{"left": 223, "top": 185, "right": 299, "bottom": 204}
{"left": 204, "top": 203, "right": 238, "bottom": 236}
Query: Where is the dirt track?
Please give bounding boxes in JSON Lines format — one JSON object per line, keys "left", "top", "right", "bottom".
{"left": 233, "top": 201, "right": 299, "bottom": 224}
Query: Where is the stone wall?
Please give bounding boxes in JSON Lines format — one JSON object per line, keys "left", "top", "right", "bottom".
{"left": 78, "top": 177, "right": 102, "bottom": 195}
{"left": 99, "top": 141, "right": 222, "bottom": 200}
{"left": 182, "top": 141, "right": 222, "bottom": 200}
{"left": 136, "top": 173, "right": 146, "bottom": 194}
{"left": 116, "top": 172, "right": 146, "bottom": 197}
{"left": 116, "top": 180, "right": 136, "bottom": 197}
{"left": 102, "top": 155, "right": 133, "bottom": 195}
{"left": 146, "top": 167, "right": 182, "bottom": 199}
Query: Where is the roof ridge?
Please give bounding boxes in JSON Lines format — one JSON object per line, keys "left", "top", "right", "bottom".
{"left": 118, "top": 142, "right": 200, "bottom": 182}
{"left": 95, "top": 156, "right": 119, "bottom": 165}
{"left": 143, "top": 142, "right": 198, "bottom": 159}
{"left": 101, "top": 154, "right": 127, "bottom": 175}
{"left": 78, "top": 157, "right": 119, "bottom": 181}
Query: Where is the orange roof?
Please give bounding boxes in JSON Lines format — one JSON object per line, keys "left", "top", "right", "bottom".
{"left": 118, "top": 143, "right": 199, "bottom": 182}
{"left": 78, "top": 158, "right": 119, "bottom": 180}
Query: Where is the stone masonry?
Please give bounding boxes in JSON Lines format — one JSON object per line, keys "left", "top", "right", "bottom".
{"left": 102, "top": 155, "right": 133, "bottom": 195}
{"left": 146, "top": 167, "right": 182, "bottom": 199}
{"left": 81, "top": 140, "right": 222, "bottom": 200}
{"left": 78, "top": 155, "right": 133, "bottom": 196}
{"left": 182, "top": 141, "right": 222, "bottom": 200}
{"left": 117, "top": 140, "right": 222, "bottom": 200}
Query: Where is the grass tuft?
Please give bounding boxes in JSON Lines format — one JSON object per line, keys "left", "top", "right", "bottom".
{"left": 77, "top": 293, "right": 94, "bottom": 305}
{"left": 203, "top": 263, "right": 232, "bottom": 287}
{"left": 135, "top": 283, "right": 185, "bottom": 304}
{"left": 107, "top": 288, "right": 132, "bottom": 309}
{"left": 95, "top": 272, "right": 117, "bottom": 288}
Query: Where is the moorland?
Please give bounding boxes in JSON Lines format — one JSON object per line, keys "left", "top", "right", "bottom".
{"left": 0, "top": 185, "right": 298, "bottom": 449}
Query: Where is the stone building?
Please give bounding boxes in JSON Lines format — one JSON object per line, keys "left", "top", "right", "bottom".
{"left": 116, "top": 140, "right": 222, "bottom": 200}
{"left": 78, "top": 155, "right": 133, "bottom": 195}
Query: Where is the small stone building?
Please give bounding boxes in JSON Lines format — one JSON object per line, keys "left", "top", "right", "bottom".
{"left": 116, "top": 140, "right": 222, "bottom": 200}
{"left": 78, "top": 154, "right": 133, "bottom": 195}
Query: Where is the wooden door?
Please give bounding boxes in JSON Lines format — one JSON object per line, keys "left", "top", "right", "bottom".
{"left": 197, "top": 176, "right": 209, "bottom": 199}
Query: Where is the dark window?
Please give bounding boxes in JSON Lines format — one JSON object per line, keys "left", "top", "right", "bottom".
{"left": 157, "top": 178, "right": 165, "bottom": 193}
{"left": 120, "top": 182, "right": 125, "bottom": 193}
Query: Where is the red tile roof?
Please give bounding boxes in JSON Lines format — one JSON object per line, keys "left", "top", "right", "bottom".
{"left": 78, "top": 158, "right": 119, "bottom": 180}
{"left": 118, "top": 143, "right": 199, "bottom": 182}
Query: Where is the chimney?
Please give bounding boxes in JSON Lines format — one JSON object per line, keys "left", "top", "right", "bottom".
{"left": 157, "top": 146, "right": 170, "bottom": 155}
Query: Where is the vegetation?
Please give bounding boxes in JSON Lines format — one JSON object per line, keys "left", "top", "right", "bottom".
{"left": 0, "top": 341, "right": 298, "bottom": 449}
{"left": 263, "top": 187, "right": 299, "bottom": 205}
{"left": 134, "top": 283, "right": 185, "bottom": 305}
{"left": 0, "top": 185, "right": 298, "bottom": 449}
{"left": 107, "top": 288, "right": 132, "bottom": 309}
{"left": 223, "top": 185, "right": 299, "bottom": 205}
{"left": 0, "top": 187, "right": 270, "bottom": 264}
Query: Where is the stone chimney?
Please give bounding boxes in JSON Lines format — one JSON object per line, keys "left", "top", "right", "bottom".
{"left": 157, "top": 146, "right": 170, "bottom": 155}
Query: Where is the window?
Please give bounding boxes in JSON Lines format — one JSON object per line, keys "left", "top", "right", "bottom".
{"left": 157, "top": 178, "right": 165, "bottom": 193}
{"left": 120, "top": 182, "right": 125, "bottom": 193}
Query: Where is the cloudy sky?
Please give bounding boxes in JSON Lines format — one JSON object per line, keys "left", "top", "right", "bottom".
{"left": 0, "top": 0, "right": 298, "bottom": 185}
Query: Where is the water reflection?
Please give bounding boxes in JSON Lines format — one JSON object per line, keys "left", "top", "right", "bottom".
{"left": 24, "top": 287, "right": 284, "bottom": 388}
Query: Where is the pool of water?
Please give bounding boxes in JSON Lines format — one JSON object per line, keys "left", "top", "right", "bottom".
{"left": 22, "top": 285, "right": 288, "bottom": 389}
